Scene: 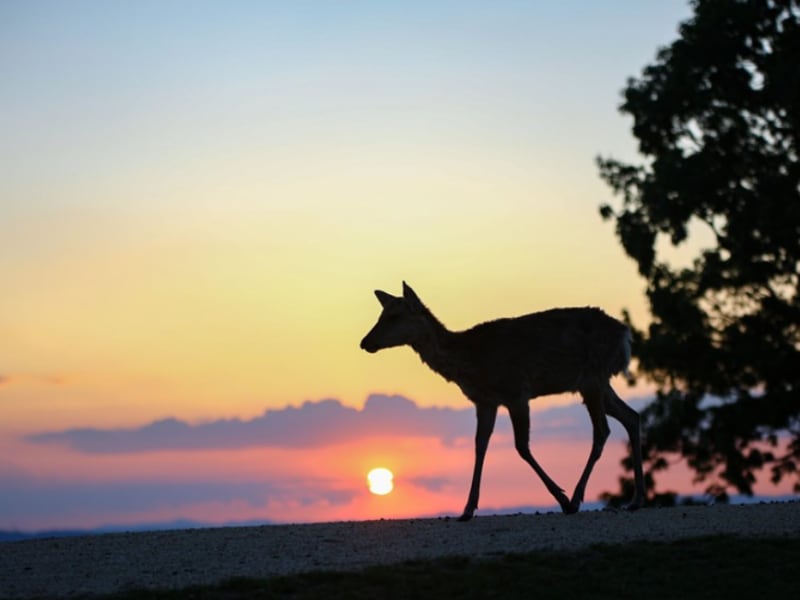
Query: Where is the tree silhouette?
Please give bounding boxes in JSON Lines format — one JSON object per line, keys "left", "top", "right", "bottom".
{"left": 597, "top": 0, "right": 800, "bottom": 503}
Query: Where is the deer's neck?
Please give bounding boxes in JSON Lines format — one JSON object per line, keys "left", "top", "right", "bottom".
{"left": 410, "top": 318, "right": 464, "bottom": 384}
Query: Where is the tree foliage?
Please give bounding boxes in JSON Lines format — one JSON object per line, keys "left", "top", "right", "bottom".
{"left": 598, "top": 0, "right": 800, "bottom": 501}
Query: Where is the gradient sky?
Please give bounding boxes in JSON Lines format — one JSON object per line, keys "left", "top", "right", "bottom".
{"left": 5, "top": 1, "right": 787, "bottom": 532}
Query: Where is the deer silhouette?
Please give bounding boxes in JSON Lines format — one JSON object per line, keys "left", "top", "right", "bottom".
{"left": 360, "top": 282, "right": 645, "bottom": 520}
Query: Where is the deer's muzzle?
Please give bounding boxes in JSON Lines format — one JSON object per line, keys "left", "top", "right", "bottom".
{"left": 360, "top": 336, "right": 379, "bottom": 353}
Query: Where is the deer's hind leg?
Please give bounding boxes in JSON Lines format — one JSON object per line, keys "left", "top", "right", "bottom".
{"left": 569, "top": 386, "right": 611, "bottom": 514}
{"left": 507, "top": 402, "right": 571, "bottom": 513}
{"left": 603, "top": 384, "right": 645, "bottom": 510}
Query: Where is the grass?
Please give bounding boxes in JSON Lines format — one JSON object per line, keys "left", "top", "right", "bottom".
{"left": 83, "top": 535, "right": 800, "bottom": 599}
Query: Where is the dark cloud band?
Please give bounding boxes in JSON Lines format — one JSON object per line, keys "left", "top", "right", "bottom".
{"left": 26, "top": 393, "right": 647, "bottom": 454}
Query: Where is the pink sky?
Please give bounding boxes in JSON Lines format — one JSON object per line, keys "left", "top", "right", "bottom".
{"left": 1, "top": 391, "right": 792, "bottom": 532}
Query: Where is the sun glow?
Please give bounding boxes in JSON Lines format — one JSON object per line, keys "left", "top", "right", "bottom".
{"left": 367, "top": 467, "right": 394, "bottom": 496}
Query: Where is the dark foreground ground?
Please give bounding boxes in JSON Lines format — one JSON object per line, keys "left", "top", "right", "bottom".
{"left": 1, "top": 502, "right": 798, "bottom": 599}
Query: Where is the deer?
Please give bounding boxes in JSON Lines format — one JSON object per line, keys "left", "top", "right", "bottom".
{"left": 360, "top": 281, "right": 645, "bottom": 520}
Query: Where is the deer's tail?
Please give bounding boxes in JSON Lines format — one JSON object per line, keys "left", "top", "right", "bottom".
{"left": 621, "top": 328, "right": 632, "bottom": 379}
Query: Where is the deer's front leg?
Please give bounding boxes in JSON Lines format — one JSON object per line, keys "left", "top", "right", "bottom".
{"left": 458, "top": 403, "right": 497, "bottom": 522}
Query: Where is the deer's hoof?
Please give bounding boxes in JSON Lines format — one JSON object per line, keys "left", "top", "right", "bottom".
{"left": 624, "top": 500, "right": 644, "bottom": 512}
{"left": 456, "top": 512, "right": 474, "bottom": 522}
{"left": 563, "top": 500, "right": 580, "bottom": 515}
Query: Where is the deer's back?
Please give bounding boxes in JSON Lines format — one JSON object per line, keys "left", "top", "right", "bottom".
{"left": 454, "top": 307, "right": 629, "bottom": 400}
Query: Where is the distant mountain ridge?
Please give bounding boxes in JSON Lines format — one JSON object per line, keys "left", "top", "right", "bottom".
{"left": 0, "top": 517, "right": 272, "bottom": 542}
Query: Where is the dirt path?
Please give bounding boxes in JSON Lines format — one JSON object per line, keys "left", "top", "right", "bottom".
{"left": 1, "top": 502, "right": 798, "bottom": 599}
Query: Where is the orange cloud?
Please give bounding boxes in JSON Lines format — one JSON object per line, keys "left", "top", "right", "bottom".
{"left": 0, "top": 373, "right": 68, "bottom": 387}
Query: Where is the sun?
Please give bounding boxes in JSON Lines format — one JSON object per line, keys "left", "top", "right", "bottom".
{"left": 367, "top": 467, "right": 394, "bottom": 495}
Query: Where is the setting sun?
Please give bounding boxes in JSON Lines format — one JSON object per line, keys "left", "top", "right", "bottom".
{"left": 367, "top": 468, "right": 394, "bottom": 496}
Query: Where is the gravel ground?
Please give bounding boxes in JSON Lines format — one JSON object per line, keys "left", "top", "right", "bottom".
{"left": 1, "top": 502, "right": 798, "bottom": 599}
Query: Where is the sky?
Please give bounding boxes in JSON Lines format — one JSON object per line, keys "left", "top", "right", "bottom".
{"left": 2, "top": 0, "right": 791, "bottom": 533}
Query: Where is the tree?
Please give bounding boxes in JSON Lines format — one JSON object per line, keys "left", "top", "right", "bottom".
{"left": 597, "top": 0, "right": 800, "bottom": 503}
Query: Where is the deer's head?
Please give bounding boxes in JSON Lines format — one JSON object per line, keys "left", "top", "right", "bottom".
{"left": 360, "top": 282, "right": 429, "bottom": 353}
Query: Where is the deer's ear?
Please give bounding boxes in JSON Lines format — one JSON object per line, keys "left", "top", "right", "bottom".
{"left": 374, "top": 290, "right": 396, "bottom": 307}
{"left": 402, "top": 281, "right": 424, "bottom": 312}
